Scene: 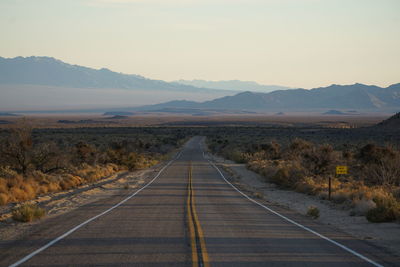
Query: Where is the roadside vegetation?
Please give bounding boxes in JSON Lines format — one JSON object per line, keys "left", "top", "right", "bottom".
{"left": 12, "top": 203, "right": 46, "bottom": 222}
{"left": 0, "top": 122, "right": 187, "bottom": 207}
{"left": 2, "top": 119, "right": 399, "bottom": 224}
{"left": 207, "top": 130, "right": 400, "bottom": 223}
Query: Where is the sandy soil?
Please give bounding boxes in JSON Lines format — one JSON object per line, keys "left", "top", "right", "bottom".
{"left": 207, "top": 153, "right": 400, "bottom": 258}
{"left": 0, "top": 165, "right": 162, "bottom": 242}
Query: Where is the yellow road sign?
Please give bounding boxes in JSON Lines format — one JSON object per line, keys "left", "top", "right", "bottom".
{"left": 336, "top": 165, "right": 348, "bottom": 175}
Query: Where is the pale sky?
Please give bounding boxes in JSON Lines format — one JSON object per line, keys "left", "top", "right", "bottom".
{"left": 1, "top": 0, "right": 399, "bottom": 88}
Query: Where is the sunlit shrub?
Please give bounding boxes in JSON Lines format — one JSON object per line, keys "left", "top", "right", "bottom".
{"left": 0, "top": 193, "right": 9, "bottom": 205}
{"left": 12, "top": 203, "right": 45, "bottom": 222}
{"left": 366, "top": 193, "right": 400, "bottom": 222}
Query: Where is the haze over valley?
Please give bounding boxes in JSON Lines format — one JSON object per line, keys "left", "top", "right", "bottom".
{"left": 0, "top": 56, "right": 236, "bottom": 111}
{"left": 1, "top": 56, "right": 399, "bottom": 114}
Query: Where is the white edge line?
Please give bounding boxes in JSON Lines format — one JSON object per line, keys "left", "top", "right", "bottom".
{"left": 9, "top": 151, "right": 183, "bottom": 267}
{"left": 204, "top": 154, "right": 383, "bottom": 267}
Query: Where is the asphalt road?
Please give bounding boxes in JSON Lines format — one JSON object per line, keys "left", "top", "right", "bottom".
{"left": 1, "top": 137, "right": 398, "bottom": 266}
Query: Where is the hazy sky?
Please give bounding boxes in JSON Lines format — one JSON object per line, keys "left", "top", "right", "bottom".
{"left": 1, "top": 0, "right": 399, "bottom": 88}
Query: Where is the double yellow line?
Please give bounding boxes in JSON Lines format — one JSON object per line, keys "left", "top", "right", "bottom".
{"left": 187, "top": 161, "right": 210, "bottom": 267}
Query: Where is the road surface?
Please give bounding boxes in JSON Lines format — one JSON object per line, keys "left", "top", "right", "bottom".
{"left": 0, "top": 137, "right": 398, "bottom": 266}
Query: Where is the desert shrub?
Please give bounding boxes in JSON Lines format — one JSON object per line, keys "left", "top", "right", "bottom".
{"left": 331, "top": 191, "right": 351, "bottom": 204}
{"left": 272, "top": 168, "right": 290, "bottom": 186}
{"left": 307, "top": 206, "right": 320, "bottom": 219}
{"left": 227, "top": 149, "right": 246, "bottom": 163}
{"left": 392, "top": 188, "right": 400, "bottom": 200}
{"left": 123, "top": 152, "right": 140, "bottom": 170}
{"left": 60, "top": 174, "right": 83, "bottom": 190}
{"left": 74, "top": 142, "right": 98, "bottom": 165}
{"left": 302, "top": 144, "right": 339, "bottom": 175}
{"left": 260, "top": 141, "right": 281, "bottom": 160}
{"left": 358, "top": 144, "right": 396, "bottom": 165}
{"left": 0, "top": 126, "right": 184, "bottom": 205}
{"left": 0, "top": 178, "right": 7, "bottom": 193}
{"left": 0, "top": 122, "right": 34, "bottom": 174}
{"left": 253, "top": 192, "right": 263, "bottom": 199}
{"left": 0, "top": 166, "right": 19, "bottom": 179}
{"left": 366, "top": 193, "right": 400, "bottom": 222}
{"left": 0, "top": 193, "right": 9, "bottom": 205}
{"left": 20, "top": 181, "right": 38, "bottom": 199}
{"left": 271, "top": 161, "right": 306, "bottom": 188}
{"left": 295, "top": 176, "right": 320, "bottom": 195}
{"left": 9, "top": 187, "right": 31, "bottom": 202}
{"left": 32, "top": 142, "right": 70, "bottom": 173}
{"left": 288, "top": 138, "right": 313, "bottom": 159}
{"left": 352, "top": 198, "right": 376, "bottom": 216}
{"left": 203, "top": 127, "right": 400, "bottom": 223}
{"left": 12, "top": 203, "right": 46, "bottom": 222}
{"left": 47, "top": 182, "right": 61, "bottom": 192}
{"left": 361, "top": 155, "right": 400, "bottom": 186}
{"left": 247, "top": 159, "right": 276, "bottom": 178}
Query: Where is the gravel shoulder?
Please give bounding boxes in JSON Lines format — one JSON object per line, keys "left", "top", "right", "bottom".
{"left": 208, "top": 153, "right": 400, "bottom": 258}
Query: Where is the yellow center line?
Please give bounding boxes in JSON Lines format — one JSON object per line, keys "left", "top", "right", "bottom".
{"left": 187, "top": 161, "right": 210, "bottom": 267}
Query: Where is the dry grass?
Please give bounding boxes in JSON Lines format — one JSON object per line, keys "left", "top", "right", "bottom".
{"left": 0, "top": 159, "right": 163, "bottom": 206}
{"left": 12, "top": 203, "right": 46, "bottom": 222}
{"left": 0, "top": 164, "right": 123, "bottom": 205}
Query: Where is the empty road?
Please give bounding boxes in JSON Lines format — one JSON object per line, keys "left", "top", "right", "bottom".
{"left": 1, "top": 137, "right": 398, "bottom": 266}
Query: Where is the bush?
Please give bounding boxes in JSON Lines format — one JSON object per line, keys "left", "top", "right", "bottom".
{"left": 288, "top": 138, "right": 313, "bottom": 159}
{"left": 352, "top": 198, "right": 376, "bottom": 216}
{"left": 295, "top": 176, "right": 320, "bottom": 195}
{"left": 253, "top": 192, "right": 263, "bottom": 199}
{"left": 366, "top": 194, "right": 400, "bottom": 222}
{"left": 358, "top": 144, "right": 396, "bottom": 165}
{"left": 260, "top": 141, "right": 281, "bottom": 160}
{"left": 307, "top": 206, "right": 320, "bottom": 219}
{"left": 331, "top": 191, "right": 351, "bottom": 204}
{"left": 0, "top": 193, "right": 9, "bottom": 205}
{"left": 0, "top": 127, "right": 183, "bottom": 205}
{"left": 12, "top": 203, "right": 46, "bottom": 222}
{"left": 225, "top": 149, "right": 246, "bottom": 163}
{"left": 271, "top": 161, "right": 305, "bottom": 188}
{"left": 302, "top": 144, "right": 338, "bottom": 175}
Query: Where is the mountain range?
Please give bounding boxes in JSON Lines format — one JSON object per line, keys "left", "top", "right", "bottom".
{"left": 0, "top": 56, "right": 226, "bottom": 93}
{"left": 376, "top": 112, "right": 400, "bottom": 129}
{"left": 0, "top": 56, "right": 237, "bottom": 110}
{"left": 173, "top": 80, "right": 291, "bottom": 93}
{"left": 136, "top": 83, "right": 400, "bottom": 113}
{"left": 1, "top": 56, "right": 399, "bottom": 113}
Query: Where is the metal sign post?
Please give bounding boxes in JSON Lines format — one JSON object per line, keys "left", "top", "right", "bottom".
{"left": 329, "top": 176, "right": 332, "bottom": 200}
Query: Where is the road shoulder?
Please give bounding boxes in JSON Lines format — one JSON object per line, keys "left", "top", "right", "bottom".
{"left": 0, "top": 163, "right": 162, "bottom": 249}
{"left": 208, "top": 153, "right": 400, "bottom": 259}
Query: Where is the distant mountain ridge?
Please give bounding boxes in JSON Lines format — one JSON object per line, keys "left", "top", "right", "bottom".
{"left": 2, "top": 56, "right": 399, "bottom": 113}
{"left": 0, "top": 56, "right": 230, "bottom": 93}
{"left": 136, "top": 83, "right": 400, "bottom": 112}
{"left": 376, "top": 112, "right": 400, "bottom": 129}
{"left": 174, "top": 79, "right": 291, "bottom": 92}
